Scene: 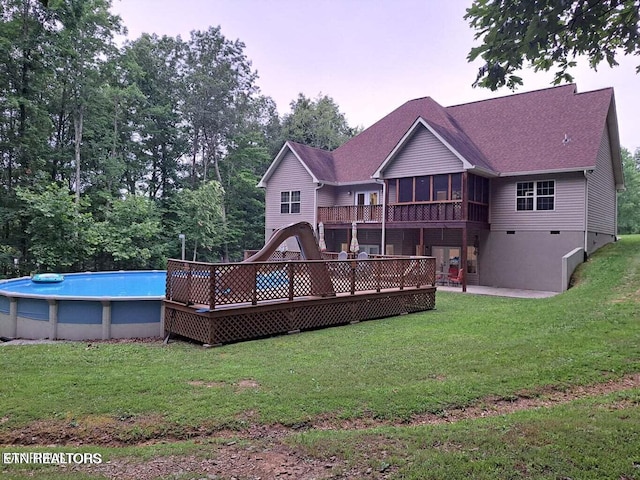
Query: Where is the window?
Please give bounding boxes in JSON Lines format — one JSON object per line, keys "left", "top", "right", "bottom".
{"left": 398, "top": 178, "right": 413, "bottom": 203}
{"left": 451, "top": 173, "right": 462, "bottom": 200}
{"left": 396, "top": 174, "right": 469, "bottom": 203}
{"left": 536, "top": 180, "right": 555, "bottom": 210}
{"left": 280, "top": 190, "right": 300, "bottom": 214}
{"left": 355, "top": 191, "right": 379, "bottom": 206}
{"left": 516, "top": 180, "right": 555, "bottom": 211}
{"left": 469, "top": 174, "right": 489, "bottom": 204}
{"left": 415, "top": 176, "right": 430, "bottom": 202}
{"left": 433, "top": 175, "right": 449, "bottom": 200}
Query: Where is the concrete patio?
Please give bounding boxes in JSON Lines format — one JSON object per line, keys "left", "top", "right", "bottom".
{"left": 437, "top": 285, "right": 559, "bottom": 299}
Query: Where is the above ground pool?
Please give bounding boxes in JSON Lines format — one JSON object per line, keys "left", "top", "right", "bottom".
{"left": 0, "top": 271, "right": 166, "bottom": 341}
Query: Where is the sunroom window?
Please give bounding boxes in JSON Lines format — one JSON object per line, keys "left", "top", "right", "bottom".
{"left": 395, "top": 173, "right": 467, "bottom": 203}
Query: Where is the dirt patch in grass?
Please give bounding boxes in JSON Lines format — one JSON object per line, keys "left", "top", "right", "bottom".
{"left": 236, "top": 379, "right": 260, "bottom": 390}
{"left": 2, "top": 373, "right": 638, "bottom": 480}
{"left": 187, "top": 378, "right": 260, "bottom": 391}
{"left": 70, "top": 443, "right": 345, "bottom": 480}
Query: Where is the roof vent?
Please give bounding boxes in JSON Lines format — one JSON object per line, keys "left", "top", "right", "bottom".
{"left": 562, "top": 133, "right": 571, "bottom": 145}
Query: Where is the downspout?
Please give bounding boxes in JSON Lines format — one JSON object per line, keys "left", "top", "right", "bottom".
{"left": 374, "top": 178, "right": 386, "bottom": 254}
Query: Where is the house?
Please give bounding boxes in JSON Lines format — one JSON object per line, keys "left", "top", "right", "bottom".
{"left": 257, "top": 84, "right": 624, "bottom": 293}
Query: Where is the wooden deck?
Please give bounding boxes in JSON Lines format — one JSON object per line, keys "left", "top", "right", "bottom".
{"left": 164, "top": 257, "right": 437, "bottom": 345}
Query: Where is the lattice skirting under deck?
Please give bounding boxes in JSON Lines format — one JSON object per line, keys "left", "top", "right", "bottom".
{"left": 164, "top": 287, "right": 436, "bottom": 345}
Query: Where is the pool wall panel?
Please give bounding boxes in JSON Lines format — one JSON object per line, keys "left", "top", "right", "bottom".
{"left": 111, "top": 301, "right": 161, "bottom": 324}
{"left": 16, "top": 316, "right": 50, "bottom": 339}
{"left": 58, "top": 301, "right": 103, "bottom": 324}
{"left": 0, "top": 296, "right": 9, "bottom": 314}
{"left": 110, "top": 322, "right": 162, "bottom": 339}
{"left": 56, "top": 322, "right": 103, "bottom": 341}
{"left": 17, "top": 298, "right": 49, "bottom": 321}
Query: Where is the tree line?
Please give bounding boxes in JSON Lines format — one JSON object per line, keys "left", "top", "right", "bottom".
{"left": 0, "top": 0, "right": 356, "bottom": 277}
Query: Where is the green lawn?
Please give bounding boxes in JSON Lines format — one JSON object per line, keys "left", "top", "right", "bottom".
{"left": 1, "top": 236, "right": 639, "bottom": 479}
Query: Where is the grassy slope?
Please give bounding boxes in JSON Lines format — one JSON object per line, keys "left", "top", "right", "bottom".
{"left": 1, "top": 236, "right": 638, "bottom": 478}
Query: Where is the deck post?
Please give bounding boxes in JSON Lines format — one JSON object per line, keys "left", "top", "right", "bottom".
{"left": 461, "top": 226, "right": 468, "bottom": 293}
{"left": 187, "top": 264, "right": 193, "bottom": 305}
{"left": 287, "top": 262, "right": 295, "bottom": 301}
{"left": 252, "top": 264, "right": 258, "bottom": 305}
{"left": 349, "top": 261, "right": 356, "bottom": 295}
{"left": 209, "top": 265, "right": 216, "bottom": 311}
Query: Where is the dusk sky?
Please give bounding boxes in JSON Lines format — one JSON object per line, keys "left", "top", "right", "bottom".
{"left": 110, "top": 0, "right": 639, "bottom": 152}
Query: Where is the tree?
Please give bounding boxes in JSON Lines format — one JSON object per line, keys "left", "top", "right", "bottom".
{"left": 95, "top": 195, "right": 166, "bottom": 269}
{"left": 182, "top": 26, "right": 260, "bottom": 261}
{"left": 172, "top": 181, "right": 226, "bottom": 262}
{"left": 0, "top": 9, "right": 297, "bottom": 273}
{"left": 465, "top": 0, "right": 640, "bottom": 90}
{"left": 280, "top": 93, "right": 358, "bottom": 150}
{"left": 16, "top": 183, "right": 97, "bottom": 271}
{"left": 0, "top": 0, "right": 53, "bottom": 191}
{"left": 182, "top": 26, "right": 258, "bottom": 185}
{"left": 618, "top": 148, "right": 640, "bottom": 234}
{"left": 122, "top": 33, "right": 189, "bottom": 199}
{"left": 50, "top": 0, "right": 122, "bottom": 202}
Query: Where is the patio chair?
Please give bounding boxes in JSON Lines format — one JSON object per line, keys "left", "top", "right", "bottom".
{"left": 448, "top": 269, "right": 463, "bottom": 286}
{"left": 356, "top": 251, "right": 372, "bottom": 279}
{"left": 329, "top": 251, "right": 351, "bottom": 281}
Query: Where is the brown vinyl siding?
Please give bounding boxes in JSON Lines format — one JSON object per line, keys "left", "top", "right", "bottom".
{"left": 263, "top": 150, "right": 316, "bottom": 242}
{"left": 382, "top": 126, "right": 464, "bottom": 179}
{"left": 490, "top": 173, "right": 585, "bottom": 231}
{"left": 587, "top": 128, "right": 617, "bottom": 235}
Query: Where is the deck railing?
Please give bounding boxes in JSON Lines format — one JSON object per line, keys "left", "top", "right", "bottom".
{"left": 317, "top": 205, "right": 383, "bottom": 223}
{"left": 166, "top": 256, "right": 436, "bottom": 310}
{"left": 318, "top": 201, "right": 489, "bottom": 224}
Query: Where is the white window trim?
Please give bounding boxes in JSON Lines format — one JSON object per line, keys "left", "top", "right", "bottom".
{"left": 515, "top": 179, "right": 555, "bottom": 212}
{"left": 280, "top": 190, "right": 301, "bottom": 214}
{"left": 354, "top": 190, "right": 380, "bottom": 206}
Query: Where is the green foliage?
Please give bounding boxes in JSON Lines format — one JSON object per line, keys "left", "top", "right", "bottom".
{"left": 0, "top": 2, "right": 283, "bottom": 272}
{"left": 121, "top": 33, "right": 189, "bottom": 198}
{"left": 0, "top": 243, "right": 21, "bottom": 278}
{"left": 466, "top": 0, "right": 640, "bottom": 90}
{"left": 173, "top": 180, "right": 226, "bottom": 262}
{"left": 16, "top": 183, "right": 97, "bottom": 271}
{"left": 618, "top": 148, "right": 640, "bottom": 233}
{"left": 280, "top": 93, "right": 359, "bottom": 150}
{"left": 225, "top": 168, "right": 266, "bottom": 260}
{"left": 95, "top": 195, "right": 166, "bottom": 269}
{"left": 182, "top": 26, "right": 258, "bottom": 185}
